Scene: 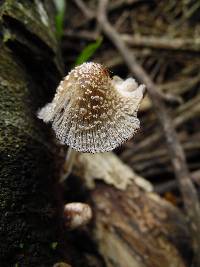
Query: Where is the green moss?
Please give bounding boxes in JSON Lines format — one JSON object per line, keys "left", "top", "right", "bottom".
{"left": 2, "top": 28, "right": 14, "bottom": 43}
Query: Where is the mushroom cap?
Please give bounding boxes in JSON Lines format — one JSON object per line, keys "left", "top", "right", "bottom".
{"left": 38, "top": 62, "right": 145, "bottom": 153}
{"left": 64, "top": 202, "right": 92, "bottom": 229}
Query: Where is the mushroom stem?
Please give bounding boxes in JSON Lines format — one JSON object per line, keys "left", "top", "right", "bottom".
{"left": 60, "top": 147, "right": 78, "bottom": 182}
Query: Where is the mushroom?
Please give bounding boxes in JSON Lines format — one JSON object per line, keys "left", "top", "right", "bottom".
{"left": 37, "top": 62, "right": 145, "bottom": 153}
{"left": 38, "top": 62, "right": 145, "bottom": 180}
{"left": 64, "top": 202, "right": 92, "bottom": 230}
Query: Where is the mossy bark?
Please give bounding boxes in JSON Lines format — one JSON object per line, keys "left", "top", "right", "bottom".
{"left": 0, "top": 1, "right": 67, "bottom": 266}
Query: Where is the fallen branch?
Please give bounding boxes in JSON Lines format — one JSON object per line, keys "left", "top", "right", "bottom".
{"left": 155, "top": 170, "right": 200, "bottom": 194}
{"left": 121, "top": 94, "right": 200, "bottom": 159}
{"left": 73, "top": 0, "right": 142, "bottom": 28}
{"left": 74, "top": 0, "right": 94, "bottom": 19}
{"left": 97, "top": 0, "right": 200, "bottom": 264}
{"left": 73, "top": 152, "right": 191, "bottom": 267}
{"left": 122, "top": 34, "right": 200, "bottom": 52}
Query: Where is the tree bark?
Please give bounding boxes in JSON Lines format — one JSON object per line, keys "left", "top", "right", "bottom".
{"left": 0, "top": 1, "right": 68, "bottom": 266}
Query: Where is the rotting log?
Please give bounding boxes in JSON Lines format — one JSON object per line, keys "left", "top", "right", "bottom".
{"left": 0, "top": 1, "right": 70, "bottom": 266}
{"left": 73, "top": 152, "right": 192, "bottom": 267}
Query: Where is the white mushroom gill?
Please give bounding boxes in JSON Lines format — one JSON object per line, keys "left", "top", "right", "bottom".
{"left": 37, "top": 62, "right": 145, "bottom": 153}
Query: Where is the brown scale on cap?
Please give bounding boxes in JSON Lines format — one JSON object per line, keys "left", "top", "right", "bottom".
{"left": 38, "top": 62, "right": 145, "bottom": 153}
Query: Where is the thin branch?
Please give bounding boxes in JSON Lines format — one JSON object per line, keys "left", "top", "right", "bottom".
{"left": 122, "top": 34, "right": 200, "bottom": 52}
{"left": 73, "top": 0, "right": 144, "bottom": 28}
{"left": 97, "top": 0, "right": 200, "bottom": 264}
{"left": 74, "top": 0, "right": 94, "bottom": 19}
{"left": 64, "top": 29, "right": 99, "bottom": 41}
{"left": 155, "top": 170, "right": 200, "bottom": 194}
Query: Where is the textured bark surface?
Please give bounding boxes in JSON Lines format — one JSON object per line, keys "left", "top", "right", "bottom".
{"left": 74, "top": 152, "right": 192, "bottom": 267}
{"left": 0, "top": 1, "right": 67, "bottom": 266}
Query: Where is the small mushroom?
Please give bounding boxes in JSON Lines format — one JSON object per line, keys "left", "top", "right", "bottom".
{"left": 64, "top": 202, "right": 92, "bottom": 230}
{"left": 38, "top": 62, "right": 145, "bottom": 153}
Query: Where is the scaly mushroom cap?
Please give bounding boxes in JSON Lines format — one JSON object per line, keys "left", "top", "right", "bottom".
{"left": 38, "top": 62, "right": 145, "bottom": 153}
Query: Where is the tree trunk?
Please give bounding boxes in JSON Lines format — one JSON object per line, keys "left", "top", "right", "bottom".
{"left": 0, "top": 1, "right": 67, "bottom": 266}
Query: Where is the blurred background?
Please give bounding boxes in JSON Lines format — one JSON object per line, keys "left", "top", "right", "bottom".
{"left": 58, "top": 0, "right": 200, "bottom": 205}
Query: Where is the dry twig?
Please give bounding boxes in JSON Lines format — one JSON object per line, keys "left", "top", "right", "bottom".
{"left": 155, "top": 170, "right": 200, "bottom": 194}
{"left": 122, "top": 34, "right": 200, "bottom": 52}
{"left": 74, "top": 0, "right": 94, "bottom": 19}
{"left": 97, "top": 0, "right": 200, "bottom": 264}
